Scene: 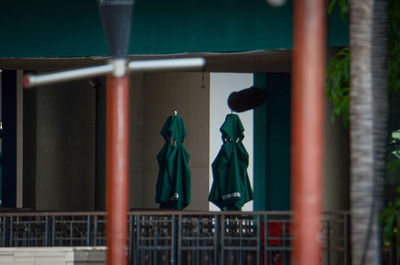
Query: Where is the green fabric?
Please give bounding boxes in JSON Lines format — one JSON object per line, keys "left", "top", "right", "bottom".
{"left": 209, "top": 114, "right": 253, "bottom": 211}
{"left": 155, "top": 115, "right": 191, "bottom": 210}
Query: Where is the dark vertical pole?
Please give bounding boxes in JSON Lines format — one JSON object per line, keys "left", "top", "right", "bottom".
{"left": 292, "top": 1, "right": 326, "bottom": 265}
{"left": 2, "top": 70, "right": 17, "bottom": 208}
{"left": 106, "top": 74, "right": 130, "bottom": 265}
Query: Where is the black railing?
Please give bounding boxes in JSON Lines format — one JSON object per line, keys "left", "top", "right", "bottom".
{"left": 0, "top": 211, "right": 350, "bottom": 265}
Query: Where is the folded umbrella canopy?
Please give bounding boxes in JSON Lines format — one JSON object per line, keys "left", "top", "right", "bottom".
{"left": 155, "top": 114, "right": 191, "bottom": 210}
{"left": 209, "top": 113, "right": 253, "bottom": 210}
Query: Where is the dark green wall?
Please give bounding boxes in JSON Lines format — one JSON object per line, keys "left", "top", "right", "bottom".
{"left": 254, "top": 73, "right": 291, "bottom": 211}
{"left": 0, "top": 0, "right": 347, "bottom": 58}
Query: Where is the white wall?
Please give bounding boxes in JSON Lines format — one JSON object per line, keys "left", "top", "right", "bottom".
{"left": 209, "top": 73, "right": 254, "bottom": 211}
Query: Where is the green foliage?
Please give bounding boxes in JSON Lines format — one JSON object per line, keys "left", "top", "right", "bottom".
{"left": 380, "top": 130, "right": 400, "bottom": 252}
{"left": 326, "top": 0, "right": 400, "bottom": 128}
{"left": 326, "top": 47, "right": 350, "bottom": 128}
{"left": 326, "top": 1, "right": 350, "bottom": 127}
{"left": 328, "top": 0, "right": 349, "bottom": 21}
{"left": 379, "top": 198, "right": 400, "bottom": 247}
{"left": 389, "top": 0, "right": 400, "bottom": 96}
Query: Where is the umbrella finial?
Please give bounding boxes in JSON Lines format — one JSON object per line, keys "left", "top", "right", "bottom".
{"left": 174, "top": 110, "right": 178, "bottom": 116}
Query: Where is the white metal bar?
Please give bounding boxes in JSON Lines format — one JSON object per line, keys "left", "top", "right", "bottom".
{"left": 23, "top": 58, "right": 206, "bottom": 88}
{"left": 24, "top": 64, "right": 114, "bottom": 88}
{"left": 128, "top": 58, "right": 205, "bottom": 72}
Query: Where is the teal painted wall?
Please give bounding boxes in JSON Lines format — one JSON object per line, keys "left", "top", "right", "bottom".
{"left": 0, "top": 0, "right": 347, "bottom": 58}
{"left": 254, "top": 73, "right": 291, "bottom": 211}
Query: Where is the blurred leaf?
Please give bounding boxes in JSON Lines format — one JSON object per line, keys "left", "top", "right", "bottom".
{"left": 326, "top": 47, "right": 350, "bottom": 128}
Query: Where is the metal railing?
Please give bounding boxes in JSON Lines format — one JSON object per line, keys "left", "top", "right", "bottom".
{"left": 0, "top": 211, "right": 350, "bottom": 265}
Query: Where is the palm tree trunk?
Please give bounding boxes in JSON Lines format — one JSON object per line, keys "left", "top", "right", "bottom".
{"left": 350, "top": 0, "right": 388, "bottom": 265}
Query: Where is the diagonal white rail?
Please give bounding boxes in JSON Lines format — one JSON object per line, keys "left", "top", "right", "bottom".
{"left": 23, "top": 58, "right": 206, "bottom": 88}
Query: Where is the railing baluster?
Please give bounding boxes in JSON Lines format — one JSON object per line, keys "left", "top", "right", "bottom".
{"left": 257, "top": 215, "right": 261, "bottom": 265}
{"left": 45, "top": 216, "right": 49, "bottom": 246}
{"left": 10, "top": 216, "right": 14, "bottom": 247}
{"left": 128, "top": 214, "right": 133, "bottom": 265}
{"left": 239, "top": 217, "right": 243, "bottom": 265}
{"left": 171, "top": 215, "right": 177, "bottom": 265}
{"left": 136, "top": 215, "right": 141, "bottom": 265}
{"left": 52, "top": 215, "right": 56, "bottom": 246}
{"left": 2, "top": 217, "right": 7, "bottom": 247}
{"left": 214, "top": 214, "right": 219, "bottom": 265}
{"left": 94, "top": 215, "right": 98, "bottom": 246}
{"left": 326, "top": 220, "right": 330, "bottom": 265}
{"left": 154, "top": 216, "right": 157, "bottom": 265}
{"left": 177, "top": 215, "right": 182, "bottom": 265}
{"left": 196, "top": 216, "right": 200, "bottom": 265}
{"left": 283, "top": 219, "right": 287, "bottom": 265}
{"left": 264, "top": 214, "right": 268, "bottom": 265}
{"left": 222, "top": 215, "right": 225, "bottom": 265}
{"left": 344, "top": 213, "right": 351, "bottom": 265}
{"left": 87, "top": 215, "right": 92, "bottom": 246}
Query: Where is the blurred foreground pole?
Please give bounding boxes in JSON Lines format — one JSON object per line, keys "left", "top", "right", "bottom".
{"left": 100, "top": 1, "right": 133, "bottom": 264}
{"left": 291, "top": 0, "right": 326, "bottom": 265}
{"left": 106, "top": 61, "right": 130, "bottom": 265}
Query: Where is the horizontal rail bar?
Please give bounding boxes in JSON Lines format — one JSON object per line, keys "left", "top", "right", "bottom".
{"left": 23, "top": 64, "right": 114, "bottom": 88}
{"left": 23, "top": 58, "right": 206, "bottom": 88}
{"left": 0, "top": 210, "right": 349, "bottom": 217}
{"left": 128, "top": 58, "right": 205, "bottom": 72}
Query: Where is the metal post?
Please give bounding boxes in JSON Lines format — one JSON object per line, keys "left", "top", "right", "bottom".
{"left": 291, "top": 1, "right": 326, "bottom": 265}
{"left": 87, "top": 215, "right": 93, "bottom": 246}
{"left": 45, "top": 216, "right": 50, "bottom": 246}
{"left": 128, "top": 214, "right": 134, "bottom": 265}
{"left": 344, "top": 214, "right": 351, "bottom": 265}
{"left": 10, "top": 217, "right": 14, "bottom": 247}
{"left": 172, "top": 215, "right": 177, "bottom": 265}
{"left": 256, "top": 215, "right": 260, "bottom": 265}
{"left": 106, "top": 59, "right": 130, "bottom": 265}
{"left": 52, "top": 216, "right": 56, "bottom": 246}
{"left": 2, "top": 217, "right": 8, "bottom": 247}
{"left": 214, "top": 215, "right": 219, "bottom": 265}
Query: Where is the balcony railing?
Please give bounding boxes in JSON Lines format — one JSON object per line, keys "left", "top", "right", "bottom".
{"left": 0, "top": 211, "right": 350, "bottom": 265}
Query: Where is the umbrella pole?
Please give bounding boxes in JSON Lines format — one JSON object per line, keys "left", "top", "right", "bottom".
{"left": 106, "top": 64, "right": 130, "bottom": 265}
{"left": 291, "top": 1, "right": 326, "bottom": 265}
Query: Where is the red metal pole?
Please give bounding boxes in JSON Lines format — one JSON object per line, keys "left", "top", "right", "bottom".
{"left": 106, "top": 74, "right": 130, "bottom": 265}
{"left": 292, "top": 0, "right": 326, "bottom": 265}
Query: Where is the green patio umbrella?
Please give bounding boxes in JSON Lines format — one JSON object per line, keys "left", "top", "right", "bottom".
{"left": 209, "top": 114, "right": 253, "bottom": 210}
{"left": 155, "top": 114, "right": 191, "bottom": 210}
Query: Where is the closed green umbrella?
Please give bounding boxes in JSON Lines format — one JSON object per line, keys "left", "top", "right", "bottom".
{"left": 209, "top": 114, "right": 253, "bottom": 210}
{"left": 155, "top": 114, "right": 191, "bottom": 210}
